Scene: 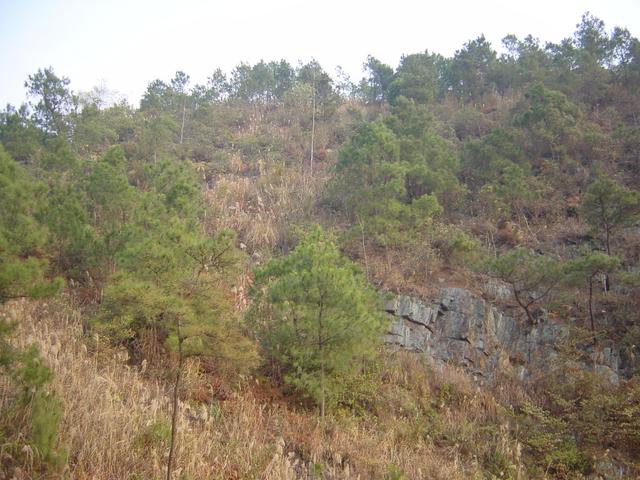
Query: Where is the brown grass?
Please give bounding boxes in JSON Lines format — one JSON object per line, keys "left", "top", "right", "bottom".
{"left": 203, "top": 165, "right": 327, "bottom": 256}
{"left": 4, "top": 297, "right": 529, "bottom": 479}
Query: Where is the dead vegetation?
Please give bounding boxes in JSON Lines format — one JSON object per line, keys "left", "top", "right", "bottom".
{"left": 3, "top": 298, "right": 534, "bottom": 479}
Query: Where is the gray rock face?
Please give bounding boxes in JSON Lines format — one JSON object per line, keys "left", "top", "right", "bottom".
{"left": 384, "top": 287, "right": 623, "bottom": 383}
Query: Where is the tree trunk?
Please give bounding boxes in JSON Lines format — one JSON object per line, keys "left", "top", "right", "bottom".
{"left": 167, "top": 323, "right": 183, "bottom": 480}
{"left": 588, "top": 275, "right": 599, "bottom": 371}
{"left": 588, "top": 277, "right": 594, "bottom": 334}
{"left": 179, "top": 97, "right": 187, "bottom": 145}
{"left": 320, "top": 357, "right": 325, "bottom": 419}
{"left": 309, "top": 68, "right": 316, "bottom": 177}
{"left": 358, "top": 217, "right": 369, "bottom": 281}
{"left": 604, "top": 228, "right": 611, "bottom": 292}
{"left": 317, "top": 294, "right": 325, "bottom": 419}
{"left": 513, "top": 288, "right": 535, "bottom": 324}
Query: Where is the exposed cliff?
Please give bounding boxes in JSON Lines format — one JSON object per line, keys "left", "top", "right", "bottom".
{"left": 384, "top": 287, "right": 625, "bottom": 383}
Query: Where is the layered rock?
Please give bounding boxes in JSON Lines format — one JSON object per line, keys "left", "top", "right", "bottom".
{"left": 384, "top": 287, "right": 623, "bottom": 383}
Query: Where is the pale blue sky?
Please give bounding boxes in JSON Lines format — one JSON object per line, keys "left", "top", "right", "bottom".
{"left": 1, "top": 0, "right": 639, "bottom": 107}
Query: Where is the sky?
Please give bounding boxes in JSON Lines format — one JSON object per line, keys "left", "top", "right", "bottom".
{"left": 1, "top": 0, "right": 639, "bottom": 107}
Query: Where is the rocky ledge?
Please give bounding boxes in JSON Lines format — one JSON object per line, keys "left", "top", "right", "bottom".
{"left": 384, "top": 287, "right": 624, "bottom": 383}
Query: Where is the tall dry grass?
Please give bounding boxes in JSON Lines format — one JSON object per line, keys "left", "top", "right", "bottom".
{"left": 4, "top": 298, "right": 526, "bottom": 479}
{"left": 203, "top": 163, "right": 328, "bottom": 255}
{"left": 5, "top": 298, "right": 288, "bottom": 479}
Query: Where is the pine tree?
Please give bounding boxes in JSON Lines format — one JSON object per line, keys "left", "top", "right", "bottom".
{"left": 0, "top": 146, "right": 61, "bottom": 302}
{"left": 249, "top": 226, "right": 387, "bottom": 417}
{"left": 564, "top": 250, "right": 620, "bottom": 344}
{"left": 581, "top": 174, "right": 639, "bottom": 257}
{"left": 486, "top": 248, "right": 562, "bottom": 324}
{"left": 96, "top": 216, "right": 256, "bottom": 479}
{"left": 0, "top": 146, "right": 64, "bottom": 472}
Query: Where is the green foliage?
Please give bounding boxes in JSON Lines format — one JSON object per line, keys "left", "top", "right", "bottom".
{"left": 515, "top": 83, "right": 580, "bottom": 161}
{"left": 564, "top": 249, "right": 620, "bottom": 332}
{"left": 544, "top": 440, "right": 589, "bottom": 476}
{"left": 564, "top": 250, "right": 620, "bottom": 287}
{"left": 461, "top": 128, "right": 527, "bottom": 189}
{"left": 486, "top": 248, "right": 562, "bottom": 323}
{"left": 139, "top": 111, "right": 178, "bottom": 160}
{"left": 97, "top": 219, "right": 256, "bottom": 373}
{"left": 431, "top": 224, "right": 482, "bottom": 266}
{"left": 500, "top": 34, "right": 550, "bottom": 87}
{"left": 446, "top": 35, "right": 497, "bottom": 101}
{"left": 0, "top": 149, "right": 64, "bottom": 470}
{"left": 330, "top": 109, "right": 462, "bottom": 247}
{"left": 478, "top": 162, "right": 544, "bottom": 222}
{"left": 229, "top": 60, "right": 294, "bottom": 103}
{"left": 518, "top": 401, "right": 588, "bottom": 476}
{"left": 359, "top": 55, "right": 395, "bottom": 103}
{"left": 330, "top": 121, "right": 408, "bottom": 244}
{"left": 249, "top": 226, "right": 387, "bottom": 414}
{"left": 134, "top": 420, "right": 172, "bottom": 450}
{"left": 141, "top": 73, "right": 189, "bottom": 113}
{"left": 97, "top": 275, "right": 173, "bottom": 356}
{"left": 0, "top": 104, "right": 43, "bottom": 163}
{"left": 40, "top": 136, "right": 80, "bottom": 174}
{"left": 86, "top": 145, "right": 132, "bottom": 211}
{"left": 73, "top": 102, "right": 121, "bottom": 155}
{"left": 16, "top": 346, "right": 65, "bottom": 465}
{"left": 0, "top": 147, "right": 46, "bottom": 253}
{"left": 581, "top": 174, "right": 639, "bottom": 255}
{"left": 483, "top": 449, "right": 517, "bottom": 480}
{"left": 531, "top": 369, "right": 640, "bottom": 473}
{"left": 25, "top": 67, "right": 74, "bottom": 137}
{"left": 387, "top": 52, "right": 439, "bottom": 105}
{"left": 84, "top": 145, "right": 136, "bottom": 268}
{"left": 79, "top": 139, "right": 257, "bottom": 376}
{"left": 384, "top": 465, "right": 407, "bottom": 480}
{"left": 0, "top": 146, "right": 61, "bottom": 302}
{"left": 144, "top": 159, "right": 203, "bottom": 220}
{"left": 2, "top": 20, "right": 640, "bottom": 475}
{"left": 0, "top": 332, "right": 66, "bottom": 470}
{"left": 388, "top": 98, "right": 464, "bottom": 209}
{"left": 333, "top": 361, "right": 383, "bottom": 417}
{"left": 0, "top": 257, "right": 61, "bottom": 304}
{"left": 39, "top": 185, "right": 97, "bottom": 278}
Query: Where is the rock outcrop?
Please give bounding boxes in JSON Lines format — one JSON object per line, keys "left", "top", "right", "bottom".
{"left": 384, "top": 287, "right": 623, "bottom": 383}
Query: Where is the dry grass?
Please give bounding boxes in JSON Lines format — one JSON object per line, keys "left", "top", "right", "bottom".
{"left": 5, "top": 298, "right": 285, "bottom": 479}
{"left": 3, "top": 298, "right": 528, "bottom": 479}
{"left": 203, "top": 165, "right": 327, "bottom": 255}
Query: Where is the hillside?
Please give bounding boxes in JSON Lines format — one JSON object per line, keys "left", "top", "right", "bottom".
{"left": 1, "top": 12, "right": 640, "bottom": 479}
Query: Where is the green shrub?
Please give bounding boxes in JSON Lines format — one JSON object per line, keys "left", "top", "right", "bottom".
{"left": 384, "top": 465, "right": 407, "bottom": 480}
{"left": 431, "top": 224, "right": 482, "bottom": 266}
{"left": 134, "top": 420, "right": 172, "bottom": 449}
{"left": 0, "top": 328, "right": 66, "bottom": 472}
{"left": 483, "top": 449, "right": 517, "bottom": 480}
{"left": 544, "top": 440, "right": 589, "bottom": 477}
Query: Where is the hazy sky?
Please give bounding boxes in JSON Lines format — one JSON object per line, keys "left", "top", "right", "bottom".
{"left": 1, "top": 0, "right": 639, "bottom": 107}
